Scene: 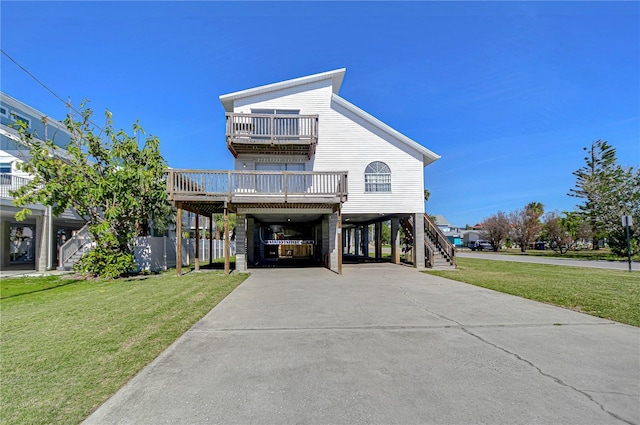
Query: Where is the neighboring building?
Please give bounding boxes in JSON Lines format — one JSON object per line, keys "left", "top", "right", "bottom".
{"left": 167, "top": 69, "right": 455, "bottom": 273}
{"left": 0, "top": 92, "right": 84, "bottom": 271}
{"left": 434, "top": 215, "right": 463, "bottom": 247}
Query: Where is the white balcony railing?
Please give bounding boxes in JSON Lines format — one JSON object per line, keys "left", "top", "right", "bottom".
{"left": 0, "top": 174, "right": 32, "bottom": 199}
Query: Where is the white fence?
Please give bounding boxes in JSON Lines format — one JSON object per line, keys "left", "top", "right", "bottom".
{"left": 133, "top": 237, "right": 236, "bottom": 272}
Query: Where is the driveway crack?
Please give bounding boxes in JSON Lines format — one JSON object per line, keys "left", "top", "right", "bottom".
{"left": 460, "top": 327, "right": 637, "bottom": 425}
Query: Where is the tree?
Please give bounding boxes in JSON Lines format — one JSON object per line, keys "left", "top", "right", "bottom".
{"left": 424, "top": 189, "right": 430, "bottom": 203}
{"left": 11, "top": 106, "right": 172, "bottom": 278}
{"left": 568, "top": 140, "right": 618, "bottom": 247}
{"left": 569, "top": 140, "right": 639, "bottom": 255}
{"left": 509, "top": 202, "right": 544, "bottom": 252}
{"left": 481, "top": 211, "right": 510, "bottom": 251}
{"left": 542, "top": 211, "right": 573, "bottom": 254}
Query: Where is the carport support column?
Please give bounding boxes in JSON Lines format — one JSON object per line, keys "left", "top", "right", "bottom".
{"left": 194, "top": 213, "right": 200, "bottom": 271}
{"left": 354, "top": 226, "right": 360, "bottom": 257}
{"left": 209, "top": 214, "right": 213, "bottom": 266}
{"left": 236, "top": 214, "right": 247, "bottom": 272}
{"left": 413, "top": 213, "right": 426, "bottom": 270}
{"left": 328, "top": 211, "right": 341, "bottom": 274}
{"left": 363, "top": 225, "right": 370, "bottom": 258}
{"left": 0, "top": 221, "right": 11, "bottom": 268}
{"left": 247, "top": 217, "right": 255, "bottom": 266}
{"left": 176, "top": 203, "right": 182, "bottom": 276}
{"left": 224, "top": 204, "right": 230, "bottom": 275}
{"left": 35, "top": 213, "right": 50, "bottom": 272}
{"left": 391, "top": 218, "right": 400, "bottom": 264}
{"left": 375, "top": 222, "right": 382, "bottom": 260}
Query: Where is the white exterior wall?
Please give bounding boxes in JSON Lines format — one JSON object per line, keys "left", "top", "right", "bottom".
{"left": 231, "top": 79, "right": 425, "bottom": 214}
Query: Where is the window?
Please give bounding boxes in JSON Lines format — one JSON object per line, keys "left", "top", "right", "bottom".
{"left": 0, "top": 163, "right": 11, "bottom": 185}
{"left": 365, "top": 161, "right": 391, "bottom": 192}
{"left": 11, "top": 112, "right": 31, "bottom": 128}
{"left": 0, "top": 106, "right": 8, "bottom": 118}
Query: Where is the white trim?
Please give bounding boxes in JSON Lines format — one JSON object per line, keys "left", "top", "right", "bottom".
{"left": 219, "top": 68, "right": 346, "bottom": 112}
{"left": 331, "top": 94, "right": 440, "bottom": 166}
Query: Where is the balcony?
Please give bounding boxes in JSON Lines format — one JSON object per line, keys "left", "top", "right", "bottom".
{"left": 0, "top": 174, "right": 32, "bottom": 199}
{"left": 166, "top": 169, "right": 347, "bottom": 211}
{"left": 225, "top": 113, "right": 319, "bottom": 158}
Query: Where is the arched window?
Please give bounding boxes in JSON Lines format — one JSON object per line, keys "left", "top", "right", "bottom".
{"left": 365, "top": 161, "right": 391, "bottom": 192}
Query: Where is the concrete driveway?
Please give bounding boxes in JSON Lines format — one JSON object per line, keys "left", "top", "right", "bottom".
{"left": 84, "top": 264, "right": 639, "bottom": 425}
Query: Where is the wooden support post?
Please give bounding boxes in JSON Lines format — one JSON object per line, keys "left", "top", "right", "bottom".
{"left": 194, "top": 213, "right": 200, "bottom": 271}
{"left": 176, "top": 203, "right": 182, "bottom": 276}
{"left": 337, "top": 207, "right": 342, "bottom": 274}
{"left": 209, "top": 214, "right": 213, "bottom": 267}
{"left": 224, "top": 205, "right": 230, "bottom": 275}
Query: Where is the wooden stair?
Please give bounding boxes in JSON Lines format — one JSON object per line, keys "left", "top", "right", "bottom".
{"left": 400, "top": 214, "right": 457, "bottom": 270}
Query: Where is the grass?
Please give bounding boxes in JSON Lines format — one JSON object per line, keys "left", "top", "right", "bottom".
{"left": 1, "top": 270, "right": 248, "bottom": 425}
{"left": 425, "top": 258, "right": 640, "bottom": 326}
{"left": 478, "top": 247, "right": 640, "bottom": 262}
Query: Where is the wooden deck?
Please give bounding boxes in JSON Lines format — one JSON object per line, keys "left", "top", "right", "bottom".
{"left": 225, "top": 113, "right": 318, "bottom": 158}
{"left": 167, "top": 169, "right": 348, "bottom": 209}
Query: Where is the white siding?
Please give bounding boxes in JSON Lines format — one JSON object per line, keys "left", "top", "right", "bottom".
{"left": 231, "top": 78, "right": 425, "bottom": 214}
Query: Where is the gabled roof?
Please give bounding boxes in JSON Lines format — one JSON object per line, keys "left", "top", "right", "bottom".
{"left": 219, "top": 69, "right": 441, "bottom": 167}
{"left": 331, "top": 94, "right": 440, "bottom": 166}
{"left": 220, "top": 68, "right": 346, "bottom": 112}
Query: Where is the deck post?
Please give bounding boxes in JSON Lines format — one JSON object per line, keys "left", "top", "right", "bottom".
{"left": 209, "top": 214, "right": 213, "bottom": 266}
{"left": 391, "top": 218, "right": 400, "bottom": 264}
{"left": 375, "top": 222, "right": 382, "bottom": 260}
{"left": 224, "top": 204, "right": 230, "bottom": 275}
{"left": 337, "top": 207, "right": 342, "bottom": 274}
{"left": 194, "top": 213, "right": 200, "bottom": 271}
{"left": 413, "top": 213, "right": 426, "bottom": 270}
{"left": 176, "top": 203, "right": 182, "bottom": 276}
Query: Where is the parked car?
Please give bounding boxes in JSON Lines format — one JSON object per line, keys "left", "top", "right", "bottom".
{"left": 470, "top": 240, "right": 493, "bottom": 251}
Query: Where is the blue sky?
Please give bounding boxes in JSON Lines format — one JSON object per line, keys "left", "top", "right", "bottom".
{"left": 2, "top": 1, "right": 638, "bottom": 227}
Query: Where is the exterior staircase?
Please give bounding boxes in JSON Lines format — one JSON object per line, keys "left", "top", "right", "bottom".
{"left": 400, "top": 214, "right": 457, "bottom": 270}
{"left": 57, "top": 224, "right": 94, "bottom": 271}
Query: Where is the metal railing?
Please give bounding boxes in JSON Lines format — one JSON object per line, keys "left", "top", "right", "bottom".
{"left": 225, "top": 113, "right": 318, "bottom": 145}
{"left": 167, "top": 169, "right": 348, "bottom": 201}
{"left": 0, "top": 174, "right": 32, "bottom": 199}
{"left": 58, "top": 224, "right": 93, "bottom": 269}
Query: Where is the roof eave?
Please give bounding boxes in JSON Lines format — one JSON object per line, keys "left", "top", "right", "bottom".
{"left": 219, "top": 68, "right": 346, "bottom": 112}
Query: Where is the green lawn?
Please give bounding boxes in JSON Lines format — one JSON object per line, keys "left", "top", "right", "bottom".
{"left": 425, "top": 258, "right": 640, "bottom": 326}
{"left": 496, "top": 247, "right": 639, "bottom": 262}
{"left": 1, "top": 271, "right": 247, "bottom": 425}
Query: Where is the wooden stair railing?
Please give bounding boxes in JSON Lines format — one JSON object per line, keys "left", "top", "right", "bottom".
{"left": 423, "top": 213, "right": 456, "bottom": 268}
{"left": 399, "top": 215, "right": 457, "bottom": 268}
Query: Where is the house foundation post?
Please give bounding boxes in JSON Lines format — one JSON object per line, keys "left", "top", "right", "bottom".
{"left": 353, "top": 226, "right": 360, "bottom": 257}
{"left": 375, "top": 222, "right": 382, "bottom": 260}
{"left": 35, "top": 213, "right": 50, "bottom": 272}
{"left": 224, "top": 204, "right": 230, "bottom": 275}
{"left": 413, "top": 213, "right": 426, "bottom": 270}
{"left": 194, "top": 213, "right": 200, "bottom": 271}
{"left": 337, "top": 207, "right": 342, "bottom": 274}
{"left": 363, "top": 224, "right": 370, "bottom": 258}
{"left": 176, "top": 203, "right": 182, "bottom": 276}
{"left": 247, "top": 217, "right": 254, "bottom": 266}
{"left": 391, "top": 218, "right": 400, "bottom": 264}
{"left": 209, "top": 214, "right": 213, "bottom": 266}
{"left": 0, "top": 221, "right": 11, "bottom": 268}
{"left": 236, "top": 214, "right": 246, "bottom": 272}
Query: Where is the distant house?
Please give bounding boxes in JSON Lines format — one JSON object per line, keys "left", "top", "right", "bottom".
{"left": 434, "top": 215, "right": 463, "bottom": 247}
{"left": 167, "top": 69, "right": 457, "bottom": 273}
{"left": 0, "top": 93, "right": 84, "bottom": 271}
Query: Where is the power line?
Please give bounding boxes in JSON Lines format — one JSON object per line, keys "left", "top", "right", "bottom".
{"left": 2, "top": 49, "right": 106, "bottom": 132}
{"left": 1, "top": 49, "right": 71, "bottom": 109}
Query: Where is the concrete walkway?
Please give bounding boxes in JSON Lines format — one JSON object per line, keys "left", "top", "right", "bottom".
{"left": 84, "top": 264, "right": 639, "bottom": 425}
{"left": 457, "top": 251, "right": 639, "bottom": 271}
